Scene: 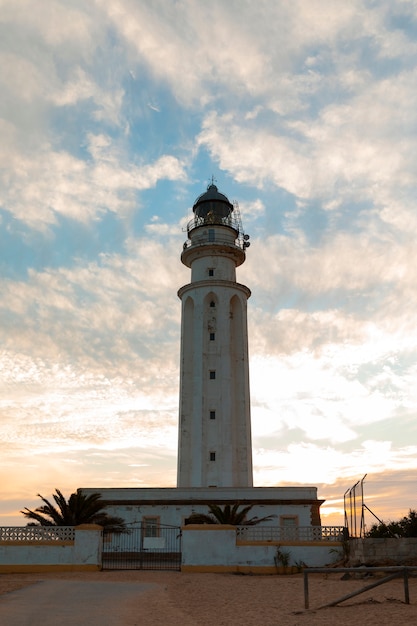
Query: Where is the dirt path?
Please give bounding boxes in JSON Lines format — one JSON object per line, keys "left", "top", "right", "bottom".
{"left": 1, "top": 570, "right": 417, "bottom": 625}
{"left": 0, "top": 579, "right": 157, "bottom": 626}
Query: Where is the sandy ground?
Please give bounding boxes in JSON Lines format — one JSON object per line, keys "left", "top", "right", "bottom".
{"left": 1, "top": 570, "right": 417, "bottom": 625}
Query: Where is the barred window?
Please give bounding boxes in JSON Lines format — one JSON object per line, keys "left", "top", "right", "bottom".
{"left": 143, "top": 516, "right": 160, "bottom": 538}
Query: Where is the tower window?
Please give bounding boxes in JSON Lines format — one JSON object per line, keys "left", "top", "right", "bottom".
{"left": 208, "top": 268, "right": 214, "bottom": 276}
{"left": 209, "top": 332, "right": 215, "bottom": 341}
{"left": 209, "top": 301, "right": 215, "bottom": 308}
{"left": 210, "top": 452, "right": 216, "bottom": 461}
{"left": 209, "top": 370, "right": 216, "bottom": 379}
{"left": 209, "top": 411, "right": 216, "bottom": 420}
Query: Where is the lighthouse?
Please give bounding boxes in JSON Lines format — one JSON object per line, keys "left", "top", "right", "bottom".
{"left": 177, "top": 183, "right": 253, "bottom": 488}
{"left": 82, "top": 183, "right": 324, "bottom": 546}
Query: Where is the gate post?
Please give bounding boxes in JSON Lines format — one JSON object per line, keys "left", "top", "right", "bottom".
{"left": 139, "top": 522, "right": 144, "bottom": 569}
{"left": 75, "top": 524, "right": 103, "bottom": 571}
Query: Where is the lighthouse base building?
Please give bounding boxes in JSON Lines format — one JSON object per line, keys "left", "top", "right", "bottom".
{"left": 84, "top": 485, "right": 323, "bottom": 533}
{"left": 82, "top": 185, "right": 335, "bottom": 569}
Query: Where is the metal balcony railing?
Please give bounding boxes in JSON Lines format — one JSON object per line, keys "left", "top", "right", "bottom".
{"left": 186, "top": 213, "right": 241, "bottom": 234}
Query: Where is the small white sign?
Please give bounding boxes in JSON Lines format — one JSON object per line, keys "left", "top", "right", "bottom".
{"left": 143, "top": 537, "right": 166, "bottom": 549}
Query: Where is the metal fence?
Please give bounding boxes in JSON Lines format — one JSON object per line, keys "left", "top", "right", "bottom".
{"left": 344, "top": 474, "right": 367, "bottom": 537}
{"left": 102, "top": 525, "right": 182, "bottom": 570}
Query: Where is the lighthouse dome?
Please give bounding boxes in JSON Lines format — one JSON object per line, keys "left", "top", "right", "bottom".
{"left": 193, "top": 184, "right": 233, "bottom": 220}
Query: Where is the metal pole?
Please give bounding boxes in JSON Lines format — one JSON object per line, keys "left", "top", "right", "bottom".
{"left": 318, "top": 571, "right": 401, "bottom": 609}
{"left": 360, "top": 474, "right": 367, "bottom": 538}
{"left": 304, "top": 570, "right": 309, "bottom": 609}
{"left": 140, "top": 522, "right": 144, "bottom": 569}
{"left": 352, "top": 480, "right": 359, "bottom": 537}
{"left": 353, "top": 484, "right": 357, "bottom": 538}
{"left": 344, "top": 488, "right": 349, "bottom": 533}
{"left": 404, "top": 567, "right": 410, "bottom": 604}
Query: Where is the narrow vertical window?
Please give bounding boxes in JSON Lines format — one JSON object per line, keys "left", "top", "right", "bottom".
{"left": 209, "top": 301, "right": 215, "bottom": 308}
{"left": 209, "top": 370, "right": 216, "bottom": 379}
{"left": 209, "top": 411, "right": 216, "bottom": 420}
{"left": 210, "top": 452, "right": 216, "bottom": 461}
{"left": 208, "top": 268, "right": 214, "bottom": 276}
{"left": 209, "top": 332, "right": 215, "bottom": 341}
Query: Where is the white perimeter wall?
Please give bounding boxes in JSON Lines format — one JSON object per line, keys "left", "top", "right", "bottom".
{"left": 350, "top": 538, "right": 417, "bottom": 565}
{"left": 181, "top": 526, "right": 339, "bottom": 573}
{"left": 0, "top": 525, "right": 103, "bottom": 572}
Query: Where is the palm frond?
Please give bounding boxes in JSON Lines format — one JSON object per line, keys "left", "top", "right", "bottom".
{"left": 186, "top": 513, "right": 217, "bottom": 524}
{"left": 189, "top": 503, "right": 276, "bottom": 526}
{"left": 21, "top": 489, "right": 127, "bottom": 532}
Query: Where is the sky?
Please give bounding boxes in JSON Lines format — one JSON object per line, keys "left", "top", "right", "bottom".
{"left": 1, "top": 0, "right": 417, "bottom": 529}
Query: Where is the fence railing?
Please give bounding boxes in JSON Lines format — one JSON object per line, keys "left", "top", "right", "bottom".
{"left": 0, "top": 526, "right": 75, "bottom": 542}
{"left": 236, "top": 526, "right": 347, "bottom": 543}
{"left": 304, "top": 567, "right": 417, "bottom": 609}
{"left": 186, "top": 213, "right": 241, "bottom": 233}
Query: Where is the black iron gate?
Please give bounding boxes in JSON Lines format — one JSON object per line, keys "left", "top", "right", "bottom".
{"left": 102, "top": 525, "right": 182, "bottom": 570}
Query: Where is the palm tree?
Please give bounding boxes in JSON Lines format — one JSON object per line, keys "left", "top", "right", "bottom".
{"left": 186, "top": 503, "right": 275, "bottom": 526}
{"left": 21, "top": 489, "right": 127, "bottom": 533}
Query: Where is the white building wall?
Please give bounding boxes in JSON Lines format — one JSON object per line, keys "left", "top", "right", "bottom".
{"left": 89, "top": 486, "right": 321, "bottom": 529}
{"left": 103, "top": 501, "right": 314, "bottom": 529}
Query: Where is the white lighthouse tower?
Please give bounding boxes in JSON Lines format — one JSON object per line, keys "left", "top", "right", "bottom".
{"left": 177, "top": 183, "right": 252, "bottom": 488}
{"left": 83, "top": 184, "right": 325, "bottom": 542}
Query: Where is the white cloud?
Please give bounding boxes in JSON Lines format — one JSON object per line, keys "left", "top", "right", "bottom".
{"left": 241, "top": 198, "right": 265, "bottom": 218}
{"left": 98, "top": 0, "right": 408, "bottom": 113}
{"left": 100, "top": 0, "right": 271, "bottom": 107}
{"left": 0, "top": 132, "right": 186, "bottom": 229}
{"left": 198, "top": 67, "right": 417, "bottom": 212}
{"left": 250, "top": 347, "right": 401, "bottom": 442}
{"left": 0, "top": 1, "right": 97, "bottom": 50}
{"left": 0, "top": 232, "right": 188, "bottom": 375}
{"left": 1, "top": 0, "right": 417, "bottom": 528}
{"left": 253, "top": 440, "right": 417, "bottom": 488}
